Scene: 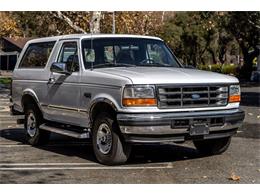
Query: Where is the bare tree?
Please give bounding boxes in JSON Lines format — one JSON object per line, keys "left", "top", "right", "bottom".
{"left": 51, "top": 11, "right": 87, "bottom": 33}
{"left": 90, "top": 11, "right": 102, "bottom": 34}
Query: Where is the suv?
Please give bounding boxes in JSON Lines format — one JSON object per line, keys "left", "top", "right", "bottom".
{"left": 11, "top": 34, "right": 245, "bottom": 165}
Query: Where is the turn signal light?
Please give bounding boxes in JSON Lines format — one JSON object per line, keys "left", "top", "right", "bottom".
{"left": 122, "top": 98, "right": 157, "bottom": 107}
{"left": 229, "top": 95, "right": 241, "bottom": 103}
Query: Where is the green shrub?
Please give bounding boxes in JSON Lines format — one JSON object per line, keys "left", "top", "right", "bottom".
{"left": 210, "top": 64, "right": 222, "bottom": 73}
{"left": 221, "top": 64, "right": 238, "bottom": 76}
{"left": 0, "top": 78, "right": 12, "bottom": 85}
{"left": 198, "top": 64, "right": 238, "bottom": 76}
{"left": 197, "top": 64, "right": 210, "bottom": 71}
{"left": 198, "top": 64, "right": 222, "bottom": 72}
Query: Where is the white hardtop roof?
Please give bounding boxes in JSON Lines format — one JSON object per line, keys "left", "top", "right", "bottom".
{"left": 27, "top": 34, "right": 162, "bottom": 44}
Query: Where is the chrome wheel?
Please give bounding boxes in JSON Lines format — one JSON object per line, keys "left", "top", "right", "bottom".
{"left": 27, "top": 112, "right": 37, "bottom": 137}
{"left": 96, "top": 123, "right": 112, "bottom": 154}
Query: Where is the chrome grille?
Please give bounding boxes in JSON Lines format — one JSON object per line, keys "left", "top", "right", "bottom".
{"left": 157, "top": 85, "right": 228, "bottom": 108}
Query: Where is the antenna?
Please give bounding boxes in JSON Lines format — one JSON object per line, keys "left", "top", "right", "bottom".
{"left": 90, "top": 29, "right": 94, "bottom": 71}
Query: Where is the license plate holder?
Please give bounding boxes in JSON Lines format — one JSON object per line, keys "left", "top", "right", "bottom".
{"left": 189, "top": 123, "right": 209, "bottom": 136}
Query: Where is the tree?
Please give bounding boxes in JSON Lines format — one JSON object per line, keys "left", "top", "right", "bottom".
{"left": 221, "top": 12, "right": 260, "bottom": 78}
{"left": 90, "top": 11, "right": 102, "bottom": 33}
{"left": 0, "top": 12, "right": 21, "bottom": 37}
{"left": 159, "top": 12, "right": 245, "bottom": 68}
{"left": 100, "top": 11, "right": 164, "bottom": 35}
{"left": 12, "top": 12, "right": 91, "bottom": 37}
{"left": 52, "top": 11, "right": 87, "bottom": 33}
{"left": 160, "top": 12, "right": 220, "bottom": 66}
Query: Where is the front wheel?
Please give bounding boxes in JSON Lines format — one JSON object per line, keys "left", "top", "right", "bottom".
{"left": 92, "top": 112, "right": 131, "bottom": 165}
{"left": 193, "top": 136, "right": 231, "bottom": 155}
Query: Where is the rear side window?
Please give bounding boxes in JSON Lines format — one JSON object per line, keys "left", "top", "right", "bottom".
{"left": 19, "top": 41, "right": 55, "bottom": 68}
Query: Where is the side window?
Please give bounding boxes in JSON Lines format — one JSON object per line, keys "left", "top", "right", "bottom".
{"left": 84, "top": 48, "right": 95, "bottom": 63}
{"left": 147, "top": 43, "right": 169, "bottom": 64}
{"left": 19, "top": 42, "right": 55, "bottom": 68}
{"left": 58, "top": 42, "right": 79, "bottom": 72}
{"left": 82, "top": 40, "right": 95, "bottom": 68}
{"left": 104, "top": 46, "right": 114, "bottom": 63}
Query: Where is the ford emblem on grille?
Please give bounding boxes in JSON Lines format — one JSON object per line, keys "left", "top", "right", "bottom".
{"left": 191, "top": 94, "right": 200, "bottom": 99}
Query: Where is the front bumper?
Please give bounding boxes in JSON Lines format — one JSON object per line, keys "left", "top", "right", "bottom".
{"left": 117, "top": 108, "right": 245, "bottom": 143}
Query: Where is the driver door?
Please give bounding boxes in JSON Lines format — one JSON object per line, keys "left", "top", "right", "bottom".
{"left": 46, "top": 40, "right": 82, "bottom": 126}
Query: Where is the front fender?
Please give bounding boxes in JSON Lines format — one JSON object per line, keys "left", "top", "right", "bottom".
{"left": 89, "top": 95, "right": 119, "bottom": 114}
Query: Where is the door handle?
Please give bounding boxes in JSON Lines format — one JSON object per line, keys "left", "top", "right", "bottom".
{"left": 48, "top": 77, "right": 55, "bottom": 84}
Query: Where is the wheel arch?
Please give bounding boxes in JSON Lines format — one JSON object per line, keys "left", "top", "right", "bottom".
{"left": 89, "top": 98, "right": 118, "bottom": 127}
{"left": 21, "top": 89, "right": 42, "bottom": 114}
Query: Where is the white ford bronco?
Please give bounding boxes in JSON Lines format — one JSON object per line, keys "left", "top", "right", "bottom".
{"left": 10, "top": 34, "right": 245, "bottom": 165}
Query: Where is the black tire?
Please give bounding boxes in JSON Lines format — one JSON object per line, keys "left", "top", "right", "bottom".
{"left": 92, "top": 112, "right": 131, "bottom": 165}
{"left": 193, "top": 137, "right": 231, "bottom": 155}
{"left": 24, "top": 104, "right": 50, "bottom": 146}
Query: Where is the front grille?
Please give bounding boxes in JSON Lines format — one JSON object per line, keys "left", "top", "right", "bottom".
{"left": 157, "top": 85, "right": 228, "bottom": 109}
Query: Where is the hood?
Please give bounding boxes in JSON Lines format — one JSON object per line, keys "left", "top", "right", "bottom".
{"left": 94, "top": 67, "right": 239, "bottom": 84}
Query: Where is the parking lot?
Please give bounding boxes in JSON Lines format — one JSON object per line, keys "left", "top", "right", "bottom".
{"left": 0, "top": 83, "right": 259, "bottom": 183}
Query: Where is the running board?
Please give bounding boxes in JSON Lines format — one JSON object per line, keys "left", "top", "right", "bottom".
{"left": 39, "top": 124, "right": 90, "bottom": 139}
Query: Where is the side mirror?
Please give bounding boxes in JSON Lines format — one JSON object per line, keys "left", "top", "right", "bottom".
{"left": 50, "top": 62, "right": 71, "bottom": 75}
{"left": 184, "top": 65, "right": 196, "bottom": 69}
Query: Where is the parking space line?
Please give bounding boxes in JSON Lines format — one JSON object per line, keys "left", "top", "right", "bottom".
{"left": 0, "top": 144, "right": 33, "bottom": 147}
{"left": 0, "top": 143, "right": 91, "bottom": 147}
{"left": 0, "top": 162, "right": 173, "bottom": 170}
{"left": 0, "top": 163, "right": 98, "bottom": 166}
{"left": 0, "top": 166, "right": 171, "bottom": 170}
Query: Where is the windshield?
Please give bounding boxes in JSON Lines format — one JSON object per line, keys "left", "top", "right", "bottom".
{"left": 81, "top": 38, "right": 180, "bottom": 69}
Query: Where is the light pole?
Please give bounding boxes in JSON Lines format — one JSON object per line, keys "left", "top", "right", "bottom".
{"left": 112, "top": 11, "right": 116, "bottom": 34}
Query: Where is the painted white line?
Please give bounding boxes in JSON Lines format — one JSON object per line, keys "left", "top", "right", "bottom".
{"left": 0, "top": 162, "right": 98, "bottom": 166}
{"left": 0, "top": 145, "right": 31, "bottom": 148}
{"left": 0, "top": 114, "right": 23, "bottom": 117}
{"left": 0, "top": 115, "right": 13, "bottom": 117}
{"left": 0, "top": 143, "right": 90, "bottom": 147}
{"left": 0, "top": 120, "right": 15, "bottom": 123}
{"left": 0, "top": 109, "right": 10, "bottom": 112}
{"left": 0, "top": 166, "right": 171, "bottom": 170}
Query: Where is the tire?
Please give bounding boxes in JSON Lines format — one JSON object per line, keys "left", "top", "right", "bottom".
{"left": 92, "top": 112, "right": 131, "bottom": 165}
{"left": 24, "top": 104, "right": 50, "bottom": 146}
{"left": 193, "top": 136, "right": 231, "bottom": 155}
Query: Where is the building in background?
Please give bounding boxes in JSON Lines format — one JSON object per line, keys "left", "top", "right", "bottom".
{"left": 0, "top": 37, "right": 32, "bottom": 71}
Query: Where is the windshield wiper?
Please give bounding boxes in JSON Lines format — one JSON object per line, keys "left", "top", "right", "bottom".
{"left": 139, "top": 62, "right": 174, "bottom": 67}
{"left": 93, "top": 62, "right": 136, "bottom": 69}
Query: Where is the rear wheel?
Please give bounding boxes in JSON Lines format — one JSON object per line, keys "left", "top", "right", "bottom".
{"left": 92, "top": 112, "right": 131, "bottom": 165}
{"left": 193, "top": 136, "right": 231, "bottom": 155}
{"left": 24, "top": 104, "right": 50, "bottom": 145}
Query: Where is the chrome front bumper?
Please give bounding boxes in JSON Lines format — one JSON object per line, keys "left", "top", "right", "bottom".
{"left": 117, "top": 109, "right": 245, "bottom": 143}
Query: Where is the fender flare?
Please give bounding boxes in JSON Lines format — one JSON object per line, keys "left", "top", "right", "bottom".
{"left": 21, "top": 89, "right": 41, "bottom": 111}
{"left": 88, "top": 97, "right": 118, "bottom": 123}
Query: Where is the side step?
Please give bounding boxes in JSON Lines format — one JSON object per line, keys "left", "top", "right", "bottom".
{"left": 39, "top": 124, "right": 90, "bottom": 139}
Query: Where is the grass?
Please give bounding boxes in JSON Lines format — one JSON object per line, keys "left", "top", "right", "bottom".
{"left": 0, "top": 77, "right": 12, "bottom": 85}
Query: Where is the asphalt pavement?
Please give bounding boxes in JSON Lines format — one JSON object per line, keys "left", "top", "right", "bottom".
{"left": 0, "top": 83, "right": 259, "bottom": 183}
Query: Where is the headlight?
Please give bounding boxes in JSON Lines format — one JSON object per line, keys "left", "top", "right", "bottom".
{"left": 229, "top": 85, "right": 241, "bottom": 103}
{"left": 122, "top": 85, "right": 157, "bottom": 107}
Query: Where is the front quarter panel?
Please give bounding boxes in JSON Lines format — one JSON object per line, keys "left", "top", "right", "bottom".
{"left": 78, "top": 70, "right": 132, "bottom": 127}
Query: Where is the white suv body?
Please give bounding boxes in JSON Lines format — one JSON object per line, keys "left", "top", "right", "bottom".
{"left": 11, "top": 34, "right": 245, "bottom": 165}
